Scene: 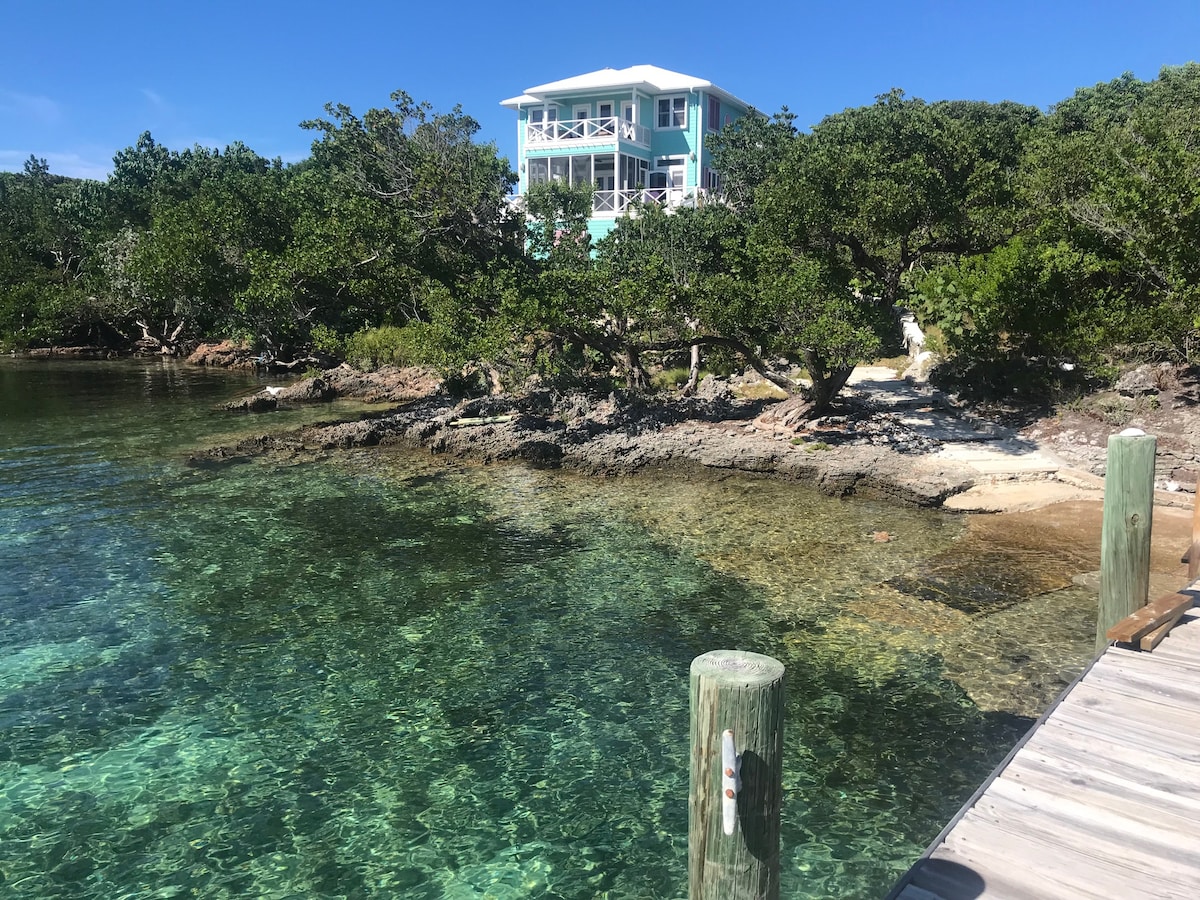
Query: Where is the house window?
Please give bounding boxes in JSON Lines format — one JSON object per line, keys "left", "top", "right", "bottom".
{"left": 620, "top": 154, "right": 648, "bottom": 190}
{"left": 528, "top": 154, "right": 620, "bottom": 210}
{"left": 707, "top": 96, "right": 720, "bottom": 132}
{"left": 528, "top": 106, "right": 559, "bottom": 140}
{"left": 570, "top": 155, "right": 592, "bottom": 187}
{"left": 594, "top": 155, "right": 615, "bottom": 190}
{"left": 703, "top": 166, "right": 721, "bottom": 194}
{"left": 657, "top": 95, "right": 686, "bottom": 129}
{"left": 597, "top": 102, "right": 614, "bottom": 135}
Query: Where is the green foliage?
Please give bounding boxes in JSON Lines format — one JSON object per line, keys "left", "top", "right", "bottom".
{"left": 707, "top": 108, "right": 798, "bottom": 213}
{"left": 343, "top": 325, "right": 437, "bottom": 370}
{"left": 308, "top": 323, "right": 345, "bottom": 357}
{"left": 757, "top": 90, "right": 1042, "bottom": 307}
{"left": 650, "top": 366, "right": 695, "bottom": 391}
{"left": 302, "top": 90, "right": 521, "bottom": 288}
{"left": 7, "top": 69, "right": 1200, "bottom": 401}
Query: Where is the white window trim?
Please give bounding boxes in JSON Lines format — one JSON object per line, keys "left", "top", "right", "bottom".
{"left": 655, "top": 94, "right": 687, "bottom": 130}
{"left": 529, "top": 105, "right": 559, "bottom": 123}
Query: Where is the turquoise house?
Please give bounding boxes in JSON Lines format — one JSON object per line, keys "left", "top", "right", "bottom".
{"left": 501, "top": 65, "right": 752, "bottom": 242}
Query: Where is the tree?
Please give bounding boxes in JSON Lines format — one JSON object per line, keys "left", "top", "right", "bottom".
{"left": 758, "top": 90, "right": 1041, "bottom": 309}
{"left": 923, "top": 64, "right": 1200, "bottom": 370}
{"left": 707, "top": 108, "right": 798, "bottom": 214}
{"left": 1044, "top": 65, "right": 1200, "bottom": 355}
{"left": 743, "top": 90, "right": 1041, "bottom": 416}
{"left": 597, "top": 202, "right": 755, "bottom": 393}
{"left": 292, "top": 91, "right": 527, "bottom": 378}
{"left": 302, "top": 91, "right": 521, "bottom": 289}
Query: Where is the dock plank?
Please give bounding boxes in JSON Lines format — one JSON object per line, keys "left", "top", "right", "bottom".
{"left": 1035, "top": 714, "right": 1200, "bottom": 768}
{"left": 1048, "top": 698, "right": 1200, "bottom": 758}
{"left": 962, "top": 789, "right": 1198, "bottom": 887}
{"left": 1084, "top": 662, "right": 1200, "bottom": 706}
{"left": 939, "top": 816, "right": 1195, "bottom": 899}
{"left": 1105, "top": 590, "right": 1195, "bottom": 643}
{"left": 1013, "top": 738, "right": 1200, "bottom": 806}
{"left": 1067, "top": 679, "right": 1200, "bottom": 730}
{"left": 986, "top": 770, "right": 1200, "bottom": 865}
{"left": 888, "top": 612, "right": 1200, "bottom": 899}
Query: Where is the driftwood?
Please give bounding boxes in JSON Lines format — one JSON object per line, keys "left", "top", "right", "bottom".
{"left": 135, "top": 319, "right": 186, "bottom": 355}
{"left": 448, "top": 415, "right": 515, "bottom": 428}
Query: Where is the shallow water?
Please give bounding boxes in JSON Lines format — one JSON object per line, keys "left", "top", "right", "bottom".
{"left": 0, "top": 359, "right": 1098, "bottom": 898}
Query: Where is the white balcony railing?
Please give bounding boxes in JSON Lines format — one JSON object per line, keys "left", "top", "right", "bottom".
{"left": 592, "top": 187, "right": 710, "bottom": 216}
{"left": 510, "top": 187, "right": 714, "bottom": 218}
{"left": 526, "top": 117, "right": 651, "bottom": 148}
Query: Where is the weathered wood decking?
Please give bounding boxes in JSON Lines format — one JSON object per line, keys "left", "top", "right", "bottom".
{"left": 887, "top": 596, "right": 1200, "bottom": 900}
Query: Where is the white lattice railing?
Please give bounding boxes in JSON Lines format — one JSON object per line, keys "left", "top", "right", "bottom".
{"left": 511, "top": 187, "right": 713, "bottom": 217}
{"left": 593, "top": 188, "right": 710, "bottom": 215}
{"left": 526, "top": 117, "right": 651, "bottom": 147}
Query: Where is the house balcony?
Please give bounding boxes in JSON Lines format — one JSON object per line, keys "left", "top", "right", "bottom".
{"left": 525, "top": 117, "right": 651, "bottom": 148}
{"left": 593, "top": 187, "right": 707, "bottom": 216}
{"left": 510, "top": 187, "right": 713, "bottom": 219}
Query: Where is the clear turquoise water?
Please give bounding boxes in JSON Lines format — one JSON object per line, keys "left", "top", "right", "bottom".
{"left": 0, "top": 359, "right": 1042, "bottom": 898}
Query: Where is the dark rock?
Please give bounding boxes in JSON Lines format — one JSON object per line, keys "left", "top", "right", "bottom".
{"left": 276, "top": 378, "right": 335, "bottom": 403}
{"left": 1115, "top": 363, "right": 1173, "bottom": 396}
{"left": 193, "top": 371, "right": 1088, "bottom": 510}
{"left": 696, "top": 374, "right": 733, "bottom": 401}
{"left": 516, "top": 440, "right": 564, "bottom": 468}
{"left": 26, "top": 346, "right": 116, "bottom": 359}
{"left": 223, "top": 393, "right": 278, "bottom": 412}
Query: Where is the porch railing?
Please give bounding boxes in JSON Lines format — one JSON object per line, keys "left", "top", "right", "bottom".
{"left": 593, "top": 187, "right": 710, "bottom": 215}
{"left": 509, "top": 187, "right": 714, "bottom": 217}
{"left": 526, "top": 117, "right": 651, "bottom": 147}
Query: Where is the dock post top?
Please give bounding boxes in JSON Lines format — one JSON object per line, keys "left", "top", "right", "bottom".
{"left": 691, "top": 650, "right": 785, "bottom": 686}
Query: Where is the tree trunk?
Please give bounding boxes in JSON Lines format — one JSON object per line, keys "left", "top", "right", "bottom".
{"left": 135, "top": 318, "right": 186, "bottom": 356}
{"left": 484, "top": 363, "right": 505, "bottom": 396}
{"left": 752, "top": 394, "right": 816, "bottom": 431}
{"left": 623, "top": 345, "right": 649, "bottom": 391}
{"left": 804, "top": 353, "right": 853, "bottom": 416}
{"left": 753, "top": 356, "right": 853, "bottom": 431}
{"left": 681, "top": 343, "right": 702, "bottom": 396}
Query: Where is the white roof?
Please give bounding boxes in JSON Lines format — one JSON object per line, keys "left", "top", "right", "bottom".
{"left": 501, "top": 65, "right": 751, "bottom": 110}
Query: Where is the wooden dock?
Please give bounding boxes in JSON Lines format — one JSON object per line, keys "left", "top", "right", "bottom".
{"left": 887, "top": 597, "right": 1200, "bottom": 900}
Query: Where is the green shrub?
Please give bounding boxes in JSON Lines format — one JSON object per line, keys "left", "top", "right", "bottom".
{"left": 650, "top": 366, "right": 693, "bottom": 391}
{"left": 343, "top": 325, "right": 438, "bottom": 371}
{"left": 309, "top": 323, "right": 345, "bottom": 358}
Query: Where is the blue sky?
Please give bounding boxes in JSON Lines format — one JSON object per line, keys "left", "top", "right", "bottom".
{"left": 3, "top": 0, "right": 1199, "bottom": 180}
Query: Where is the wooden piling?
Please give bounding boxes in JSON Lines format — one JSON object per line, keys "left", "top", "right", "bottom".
{"left": 1097, "top": 429, "right": 1156, "bottom": 652}
{"left": 689, "top": 650, "right": 785, "bottom": 900}
{"left": 1189, "top": 489, "right": 1200, "bottom": 583}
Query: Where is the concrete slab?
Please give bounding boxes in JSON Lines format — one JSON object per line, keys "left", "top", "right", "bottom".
{"left": 846, "top": 365, "right": 904, "bottom": 384}
{"left": 898, "top": 414, "right": 1009, "bottom": 443}
{"left": 943, "top": 481, "right": 1099, "bottom": 513}
{"left": 936, "top": 443, "right": 1063, "bottom": 473}
{"left": 844, "top": 365, "right": 950, "bottom": 410}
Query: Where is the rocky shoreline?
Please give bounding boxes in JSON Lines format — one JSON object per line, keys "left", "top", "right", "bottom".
{"left": 190, "top": 361, "right": 1144, "bottom": 512}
